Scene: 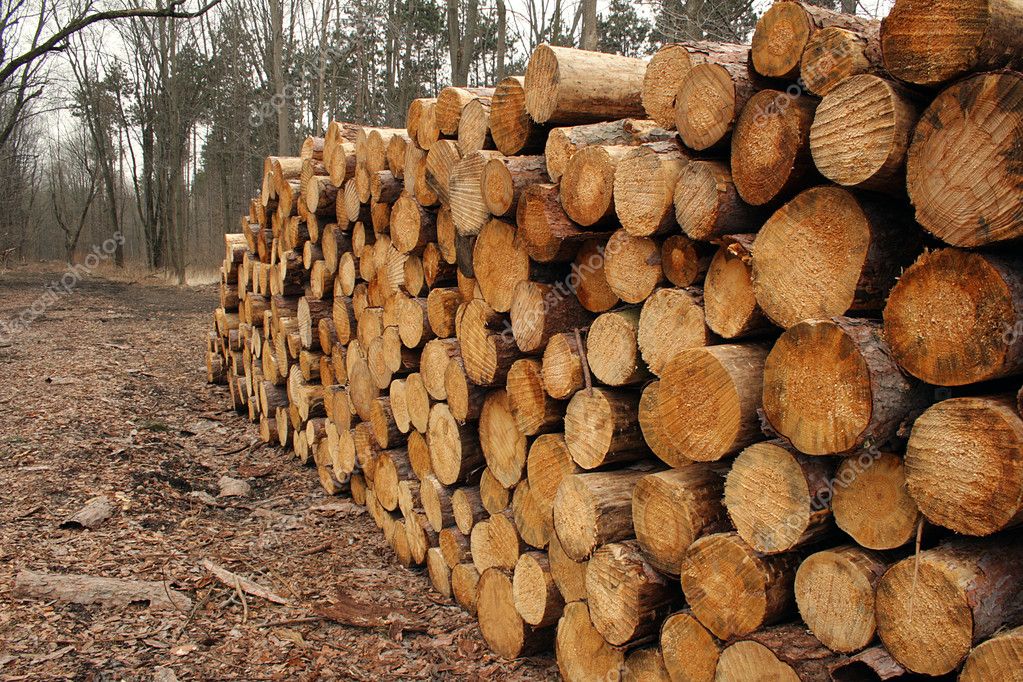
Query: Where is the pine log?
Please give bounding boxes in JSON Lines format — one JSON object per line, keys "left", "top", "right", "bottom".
{"left": 637, "top": 381, "right": 687, "bottom": 467}
{"left": 444, "top": 355, "right": 487, "bottom": 423}
{"left": 427, "top": 402, "right": 484, "bottom": 485}
{"left": 751, "top": 186, "right": 919, "bottom": 329}
{"left": 560, "top": 143, "right": 635, "bottom": 227}
{"left": 660, "top": 234, "right": 712, "bottom": 288}
{"left": 586, "top": 540, "right": 677, "bottom": 646}
{"left": 751, "top": 0, "right": 879, "bottom": 79}
{"left": 416, "top": 100, "right": 440, "bottom": 150}
{"left": 675, "top": 61, "right": 759, "bottom": 151}
{"left": 810, "top": 75, "right": 922, "bottom": 193}
{"left": 456, "top": 298, "right": 520, "bottom": 386}
{"left": 481, "top": 154, "right": 546, "bottom": 219}
{"left": 832, "top": 451, "right": 921, "bottom": 550}
{"left": 506, "top": 360, "right": 564, "bottom": 438}
{"left": 517, "top": 184, "right": 603, "bottom": 263}
{"left": 471, "top": 512, "right": 524, "bottom": 572}
{"left": 657, "top": 343, "right": 771, "bottom": 463}
{"left": 544, "top": 118, "right": 676, "bottom": 183}
{"left": 525, "top": 433, "right": 579, "bottom": 540}
{"left": 490, "top": 76, "right": 548, "bottom": 156}
{"left": 449, "top": 150, "right": 504, "bottom": 238}
{"left": 800, "top": 25, "right": 882, "bottom": 97}
{"left": 881, "top": 0, "right": 1023, "bottom": 87}
{"left": 960, "top": 624, "right": 1023, "bottom": 682}
{"left": 588, "top": 309, "right": 650, "bottom": 388}
{"left": 511, "top": 479, "right": 552, "bottom": 549}
{"left": 479, "top": 389, "right": 528, "bottom": 488}
{"left": 405, "top": 98, "right": 435, "bottom": 140}
{"left": 573, "top": 238, "right": 620, "bottom": 313}
{"left": 473, "top": 218, "right": 535, "bottom": 313}
{"left": 373, "top": 447, "right": 412, "bottom": 512}
{"left": 424, "top": 139, "right": 462, "bottom": 204}
{"left": 884, "top": 249, "right": 1023, "bottom": 386}
{"left": 906, "top": 71, "right": 1023, "bottom": 247}
{"left": 477, "top": 568, "right": 554, "bottom": 659}
{"left": 660, "top": 611, "right": 721, "bottom": 682}
{"left": 674, "top": 160, "right": 764, "bottom": 242}
{"left": 906, "top": 394, "right": 1023, "bottom": 536}
{"left": 407, "top": 430, "right": 432, "bottom": 479}
{"left": 541, "top": 332, "right": 585, "bottom": 400}
{"left": 553, "top": 468, "right": 651, "bottom": 561}
{"left": 385, "top": 132, "right": 410, "bottom": 180}
{"left": 795, "top": 545, "right": 889, "bottom": 653}
{"left": 420, "top": 474, "right": 455, "bottom": 532}
{"left": 565, "top": 388, "right": 646, "bottom": 469}
{"left": 632, "top": 467, "right": 728, "bottom": 576}
{"left": 435, "top": 86, "right": 493, "bottom": 136}
{"left": 603, "top": 229, "right": 664, "bottom": 304}
{"left": 725, "top": 441, "right": 835, "bottom": 554}
{"left": 513, "top": 551, "right": 565, "bottom": 628}
{"left": 457, "top": 97, "right": 493, "bottom": 155}
{"left": 637, "top": 287, "right": 712, "bottom": 377}
{"left": 426, "top": 287, "right": 461, "bottom": 338}
{"left": 452, "top": 486, "right": 487, "bottom": 534}
{"left": 426, "top": 546, "right": 452, "bottom": 597}
{"left": 524, "top": 45, "right": 647, "bottom": 125}
{"left": 679, "top": 531, "right": 799, "bottom": 640}
{"left": 615, "top": 142, "right": 692, "bottom": 237}
{"left": 439, "top": 526, "right": 471, "bottom": 568}
{"left": 730, "top": 89, "right": 818, "bottom": 206}
{"left": 875, "top": 536, "right": 1023, "bottom": 675}
{"left": 548, "top": 533, "right": 587, "bottom": 604}
{"left": 404, "top": 372, "right": 431, "bottom": 433}
{"left": 420, "top": 337, "right": 459, "bottom": 400}
{"left": 556, "top": 602, "right": 625, "bottom": 682}
{"left": 451, "top": 562, "right": 480, "bottom": 615}
{"left": 763, "top": 317, "right": 927, "bottom": 456}
{"left": 390, "top": 194, "right": 436, "bottom": 254}
{"left": 423, "top": 242, "right": 456, "bottom": 288}
{"left": 509, "top": 280, "right": 592, "bottom": 354}
{"left": 642, "top": 41, "right": 751, "bottom": 129}
{"left": 704, "top": 234, "right": 772, "bottom": 340}
{"left": 715, "top": 624, "right": 844, "bottom": 682}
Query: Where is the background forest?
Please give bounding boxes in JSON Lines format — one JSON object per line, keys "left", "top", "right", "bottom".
{"left": 0, "top": 0, "right": 876, "bottom": 280}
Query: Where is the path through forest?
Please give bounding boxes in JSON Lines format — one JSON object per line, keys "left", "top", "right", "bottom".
{"left": 0, "top": 264, "right": 556, "bottom": 681}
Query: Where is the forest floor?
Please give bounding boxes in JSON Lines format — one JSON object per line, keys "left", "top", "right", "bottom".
{"left": 0, "top": 263, "right": 557, "bottom": 682}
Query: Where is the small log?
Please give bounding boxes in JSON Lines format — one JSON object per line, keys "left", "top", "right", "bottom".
{"left": 427, "top": 402, "right": 484, "bottom": 485}
{"left": 545, "top": 118, "right": 676, "bottom": 183}
{"left": 573, "top": 238, "right": 620, "bottom": 313}
{"left": 471, "top": 512, "right": 524, "bottom": 572}
{"left": 506, "top": 358, "right": 566, "bottom": 436}
{"left": 524, "top": 45, "right": 647, "bottom": 124}
{"left": 906, "top": 394, "right": 1023, "bottom": 536}
{"left": 452, "top": 486, "right": 487, "bottom": 535}
{"left": 480, "top": 467, "right": 510, "bottom": 514}
{"left": 457, "top": 96, "right": 493, "bottom": 155}
{"left": 541, "top": 332, "right": 585, "bottom": 400}
{"left": 586, "top": 540, "right": 676, "bottom": 646}
{"left": 404, "top": 372, "right": 431, "bottom": 433}
{"left": 435, "top": 86, "right": 494, "bottom": 136}
{"left": 490, "top": 76, "right": 548, "bottom": 156}
{"left": 586, "top": 307, "right": 649, "bottom": 386}
{"left": 660, "top": 234, "right": 712, "bottom": 288}
{"left": 479, "top": 389, "right": 528, "bottom": 488}
{"left": 800, "top": 24, "right": 883, "bottom": 97}
{"left": 960, "top": 624, "right": 1023, "bottom": 682}
{"left": 451, "top": 563, "right": 480, "bottom": 615}
{"left": 704, "top": 234, "right": 772, "bottom": 340}
{"left": 439, "top": 526, "right": 471, "bottom": 568}
{"left": 560, "top": 143, "right": 635, "bottom": 227}
{"left": 763, "top": 317, "right": 928, "bottom": 456}
{"left": 482, "top": 155, "right": 547, "bottom": 218}
{"left": 675, "top": 61, "right": 759, "bottom": 151}
{"left": 603, "top": 229, "right": 664, "bottom": 305}
{"left": 875, "top": 536, "right": 1023, "bottom": 675}
{"left": 679, "top": 531, "right": 799, "bottom": 640}
{"left": 13, "top": 571, "right": 192, "bottom": 611}
{"left": 660, "top": 611, "right": 721, "bottom": 682}
{"left": 832, "top": 451, "right": 921, "bottom": 551}
{"left": 674, "top": 160, "right": 765, "bottom": 242}
{"left": 556, "top": 602, "right": 624, "bottom": 682}
{"left": 565, "top": 388, "right": 646, "bottom": 469}
{"left": 614, "top": 142, "right": 691, "bottom": 237}
{"left": 553, "top": 468, "right": 651, "bottom": 561}
{"left": 513, "top": 551, "right": 565, "bottom": 628}
{"left": 642, "top": 41, "right": 751, "bottom": 129}
{"left": 632, "top": 467, "right": 728, "bottom": 576}
{"left": 548, "top": 533, "right": 587, "bottom": 604}
{"left": 511, "top": 479, "right": 551, "bottom": 549}
{"left": 795, "top": 545, "right": 889, "bottom": 653}
{"left": 449, "top": 149, "right": 504, "bottom": 238}
{"left": 426, "top": 547, "right": 452, "bottom": 597}
{"left": 637, "top": 287, "right": 712, "bottom": 377}
{"left": 510, "top": 280, "right": 593, "bottom": 354}
{"left": 420, "top": 474, "right": 455, "bottom": 532}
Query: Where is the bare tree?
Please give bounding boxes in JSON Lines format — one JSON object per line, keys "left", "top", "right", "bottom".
{"left": 447, "top": 0, "right": 480, "bottom": 86}
{"left": 49, "top": 131, "right": 100, "bottom": 263}
{"left": 581, "top": 0, "right": 597, "bottom": 49}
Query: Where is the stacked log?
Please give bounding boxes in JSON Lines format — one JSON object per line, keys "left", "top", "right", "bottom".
{"left": 204, "top": 8, "right": 1023, "bottom": 677}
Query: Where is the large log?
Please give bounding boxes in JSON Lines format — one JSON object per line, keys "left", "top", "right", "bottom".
{"left": 509, "top": 280, "right": 592, "bottom": 354}
{"left": 832, "top": 451, "right": 921, "bottom": 550}
{"left": 479, "top": 389, "right": 527, "bottom": 488}
{"left": 556, "top": 602, "right": 625, "bottom": 682}
{"left": 477, "top": 568, "right": 553, "bottom": 659}
{"left": 810, "top": 75, "right": 922, "bottom": 193}
{"left": 435, "top": 86, "right": 494, "bottom": 136}
{"left": 642, "top": 41, "right": 751, "bottom": 129}
{"left": 564, "top": 388, "right": 646, "bottom": 469}
{"left": 490, "top": 76, "right": 548, "bottom": 156}
{"left": 524, "top": 45, "right": 647, "bottom": 125}
{"left": 751, "top": 0, "right": 879, "bottom": 79}
{"left": 730, "top": 89, "right": 818, "bottom": 207}
{"left": 800, "top": 25, "right": 882, "bottom": 97}
{"left": 586, "top": 307, "right": 650, "bottom": 386}
{"left": 586, "top": 540, "right": 677, "bottom": 646}
{"left": 657, "top": 343, "right": 771, "bottom": 463}
{"left": 884, "top": 249, "right": 1023, "bottom": 386}
{"left": 675, "top": 61, "right": 759, "bottom": 151}
{"left": 906, "top": 394, "right": 1023, "bottom": 536}
{"left": 906, "top": 71, "right": 1023, "bottom": 247}
{"left": 715, "top": 624, "right": 844, "bottom": 682}
{"left": 660, "top": 611, "right": 721, "bottom": 682}
{"left": 880, "top": 0, "right": 1023, "bottom": 87}
{"left": 544, "top": 119, "right": 675, "bottom": 183}
{"left": 795, "top": 545, "right": 889, "bottom": 654}
{"left": 553, "top": 468, "right": 651, "bottom": 561}
{"left": 751, "top": 186, "right": 920, "bottom": 329}
{"left": 763, "top": 317, "right": 928, "bottom": 456}
{"left": 674, "top": 160, "right": 764, "bottom": 242}
{"left": 724, "top": 441, "right": 835, "bottom": 554}
{"left": 603, "top": 229, "right": 664, "bottom": 304}
{"left": 875, "top": 536, "right": 1023, "bottom": 675}
{"left": 679, "top": 531, "right": 799, "bottom": 640}
{"left": 637, "top": 286, "right": 712, "bottom": 377}
{"left": 560, "top": 143, "right": 636, "bottom": 227}
{"left": 632, "top": 467, "right": 728, "bottom": 576}
{"left": 704, "top": 235, "right": 772, "bottom": 340}
{"left": 614, "top": 142, "right": 691, "bottom": 237}
{"left": 960, "top": 624, "right": 1023, "bottom": 682}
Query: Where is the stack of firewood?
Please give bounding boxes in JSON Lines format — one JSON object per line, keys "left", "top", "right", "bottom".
{"left": 205, "top": 0, "right": 1023, "bottom": 678}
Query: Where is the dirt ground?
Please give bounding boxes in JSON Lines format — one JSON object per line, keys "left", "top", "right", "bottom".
{"left": 0, "top": 264, "right": 557, "bottom": 681}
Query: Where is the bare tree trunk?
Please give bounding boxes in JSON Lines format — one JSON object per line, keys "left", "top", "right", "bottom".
{"left": 842, "top": 0, "right": 857, "bottom": 13}
{"left": 496, "top": 0, "right": 507, "bottom": 81}
{"left": 313, "top": 1, "right": 331, "bottom": 135}
{"left": 581, "top": 0, "right": 597, "bottom": 50}
{"left": 270, "top": 0, "right": 291, "bottom": 154}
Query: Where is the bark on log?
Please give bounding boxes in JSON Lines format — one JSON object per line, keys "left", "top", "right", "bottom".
{"left": 657, "top": 343, "right": 771, "bottom": 463}
{"left": 875, "top": 536, "right": 1023, "bottom": 675}
{"left": 679, "top": 531, "right": 799, "bottom": 640}
{"left": 906, "top": 394, "right": 1023, "bottom": 536}
{"left": 810, "top": 75, "right": 922, "bottom": 193}
{"left": 516, "top": 183, "right": 602, "bottom": 263}
{"left": 715, "top": 624, "right": 845, "bottom": 682}
{"left": 632, "top": 467, "right": 728, "bottom": 576}
{"left": 751, "top": 186, "right": 920, "bottom": 329}
{"left": 524, "top": 45, "right": 647, "bottom": 125}
{"left": 881, "top": 0, "right": 1023, "bottom": 87}
{"left": 763, "top": 317, "right": 928, "bottom": 456}
{"left": 906, "top": 71, "right": 1023, "bottom": 247}
{"left": 884, "top": 249, "right": 1023, "bottom": 386}
{"left": 545, "top": 119, "right": 676, "bottom": 183}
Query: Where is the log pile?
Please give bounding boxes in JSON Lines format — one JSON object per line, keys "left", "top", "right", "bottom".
{"left": 204, "top": 1, "right": 1023, "bottom": 678}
